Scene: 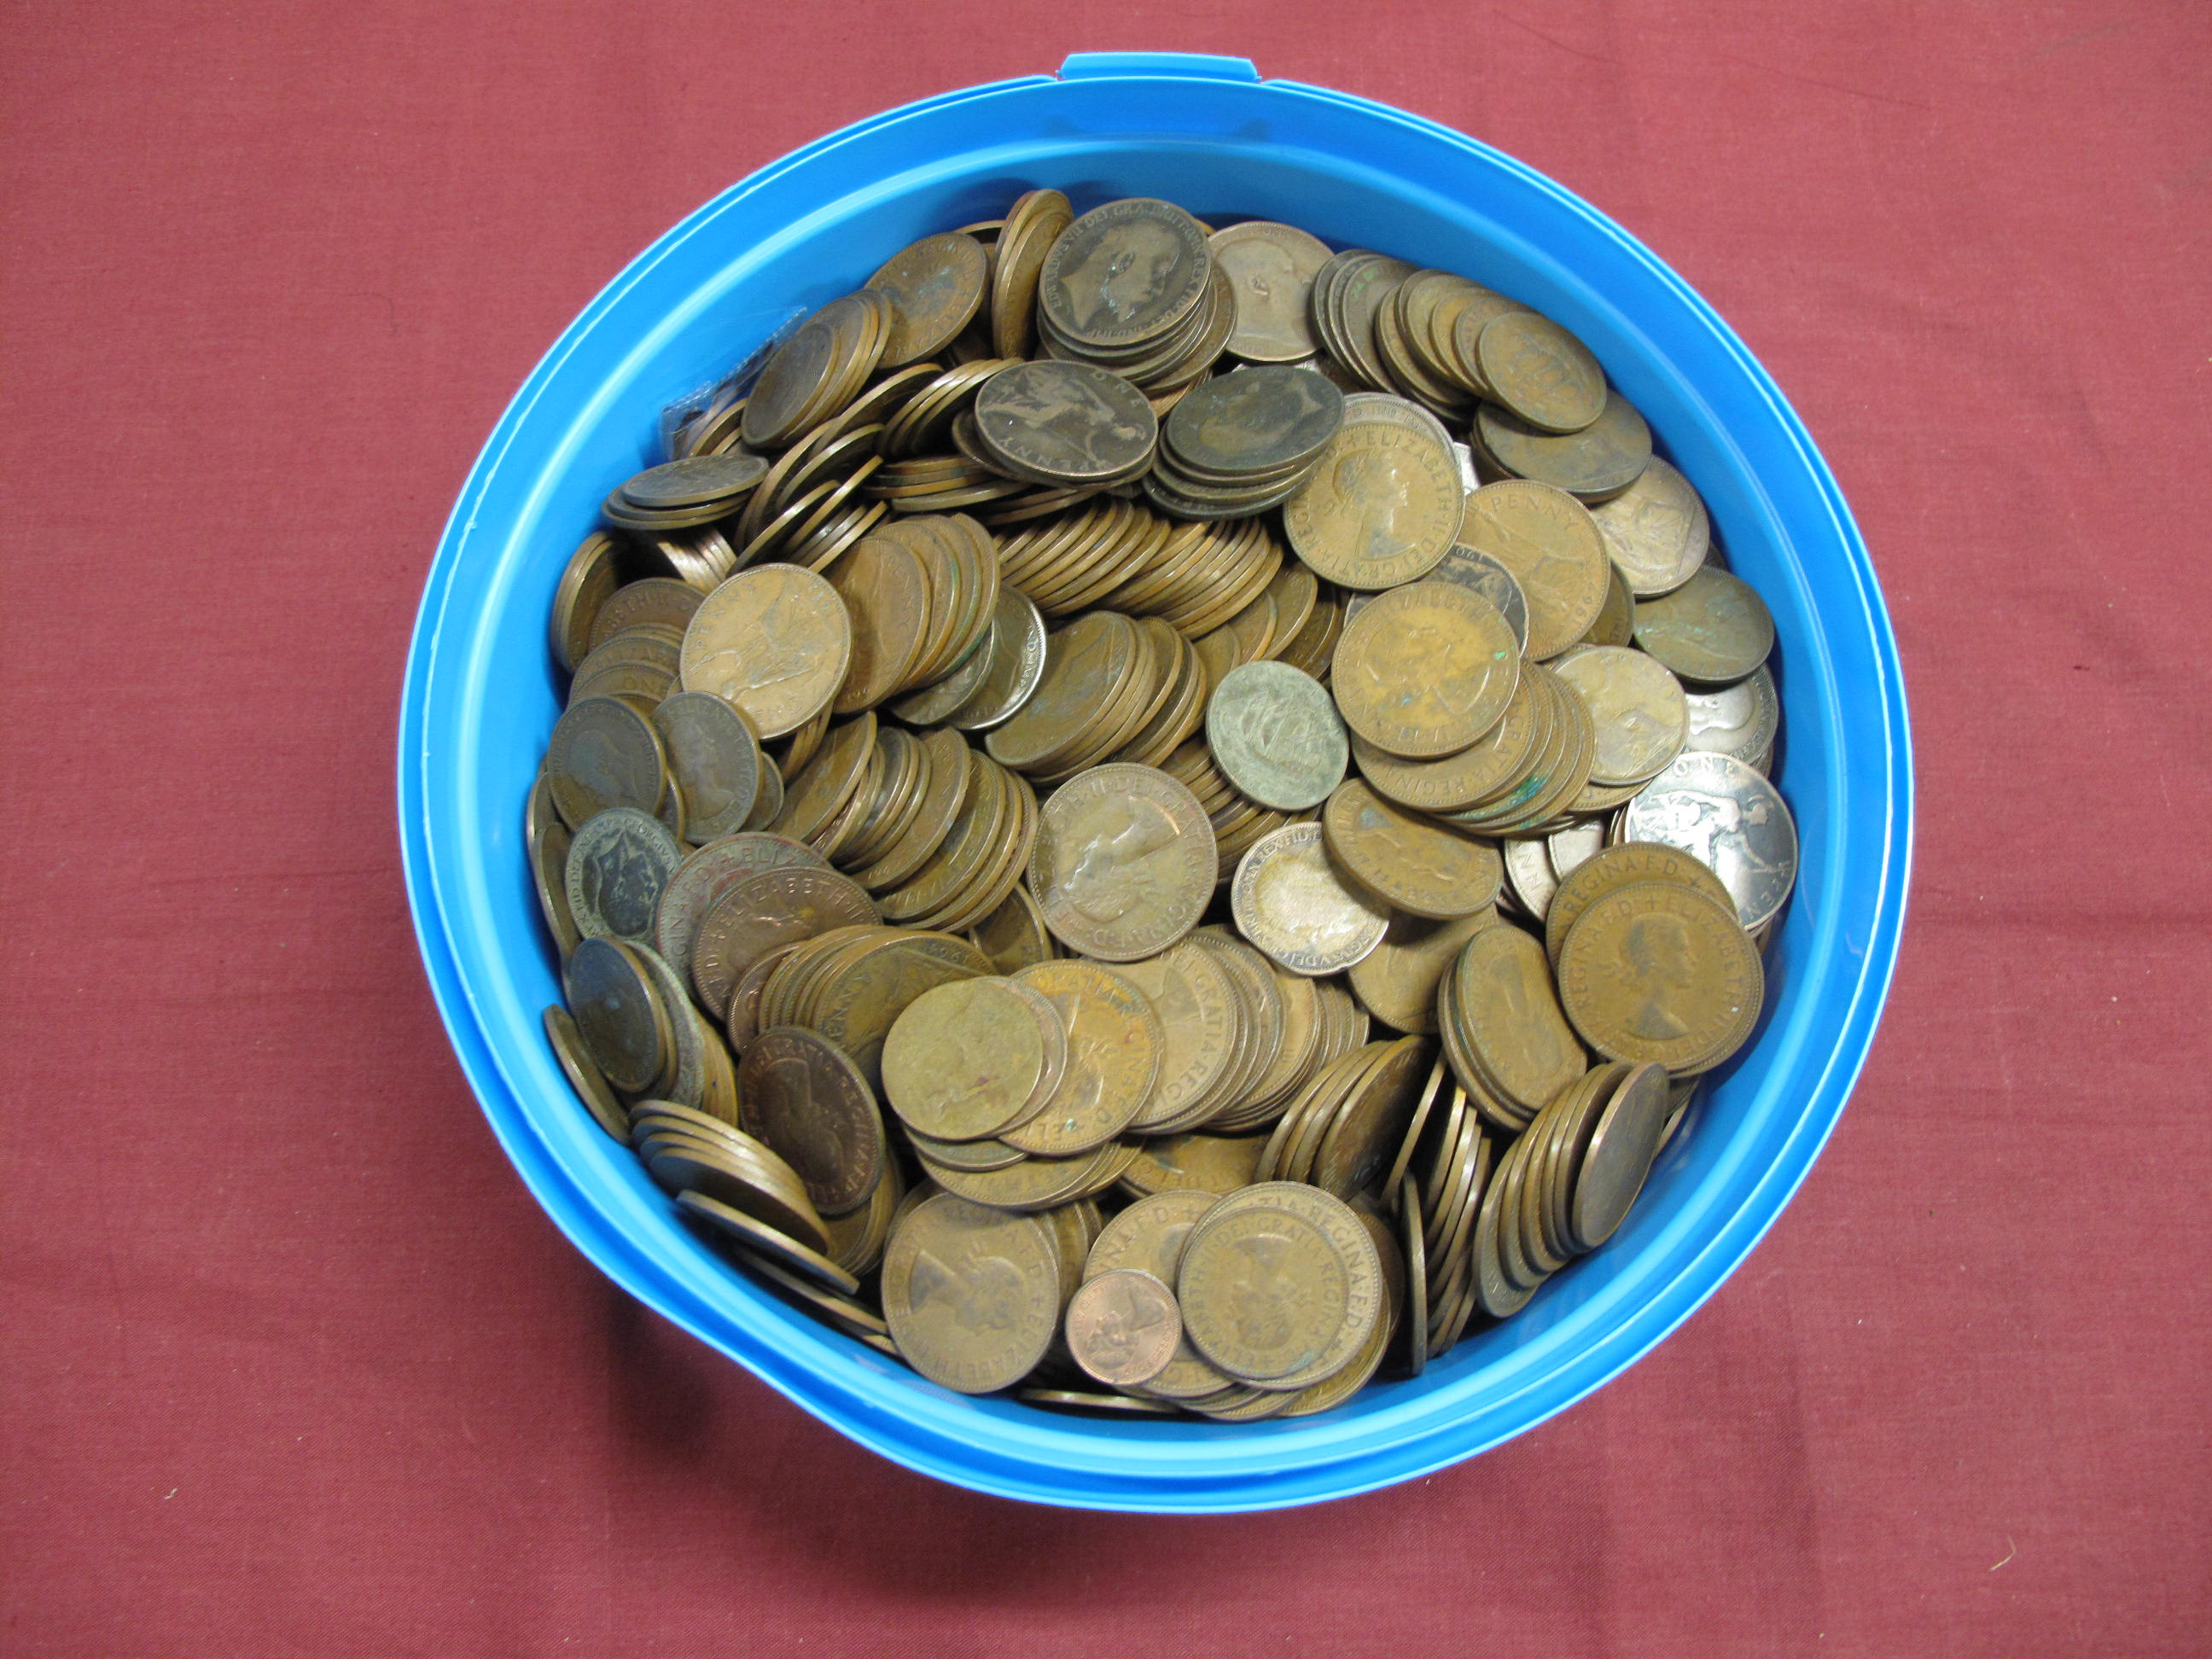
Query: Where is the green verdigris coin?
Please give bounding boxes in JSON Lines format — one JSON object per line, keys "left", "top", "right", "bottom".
{"left": 1205, "top": 661, "right": 1348, "bottom": 811}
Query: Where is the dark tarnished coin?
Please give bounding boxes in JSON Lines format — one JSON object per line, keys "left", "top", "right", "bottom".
{"left": 649, "top": 831, "right": 828, "bottom": 989}
{"left": 565, "top": 806, "right": 683, "bottom": 946}
{"left": 1162, "top": 364, "right": 1343, "bottom": 474}
{"left": 738, "top": 1025, "right": 888, "bottom": 1216}
{"left": 971, "top": 360, "right": 1159, "bottom": 486}
{"left": 1621, "top": 752, "right": 1798, "bottom": 929}
{"left": 1209, "top": 220, "right": 1331, "bottom": 362}
{"left": 882, "top": 1191, "right": 1061, "bottom": 1394}
{"left": 1476, "top": 392, "right": 1652, "bottom": 502}
{"left": 1004, "top": 959, "right": 1164, "bottom": 1156}
{"left": 1206, "top": 661, "right": 1348, "bottom": 812}
{"left": 1589, "top": 457, "right": 1709, "bottom": 597}
{"left": 649, "top": 692, "right": 762, "bottom": 843}
{"left": 1476, "top": 311, "right": 1607, "bottom": 434}
{"left": 1632, "top": 566, "right": 1776, "bottom": 685}
{"left": 544, "top": 696, "right": 667, "bottom": 829}
{"left": 867, "top": 232, "right": 990, "bottom": 367}
{"left": 562, "top": 935, "right": 669, "bottom": 1097}
{"left": 1039, "top": 197, "right": 1212, "bottom": 349}
{"left": 1064, "top": 1268, "right": 1183, "bottom": 1388}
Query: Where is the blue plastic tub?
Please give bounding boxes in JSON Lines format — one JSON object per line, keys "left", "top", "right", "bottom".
{"left": 399, "top": 52, "right": 1911, "bottom": 1512}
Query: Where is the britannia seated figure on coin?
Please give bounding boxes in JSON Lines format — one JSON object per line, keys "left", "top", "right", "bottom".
{"left": 1642, "top": 788, "right": 1787, "bottom": 889}
{"left": 1060, "top": 797, "right": 1181, "bottom": 924}
{"left": 1062, "top": 218, "right": 1186, "bottom": 333}
{"left": 998, "top": 373, "right": 1147, "bottom": 470}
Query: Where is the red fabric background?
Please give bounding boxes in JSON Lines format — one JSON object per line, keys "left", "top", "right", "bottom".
{"left": 3, "top": 3, "right": 2207, "bottom": 1653}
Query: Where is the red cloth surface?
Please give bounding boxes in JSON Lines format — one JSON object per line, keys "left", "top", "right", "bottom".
{"left": 3, "top": 3, "right": 2207, "bottom": 1653}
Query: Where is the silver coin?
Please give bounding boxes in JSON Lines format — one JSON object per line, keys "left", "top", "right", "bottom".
{"left": 946, "top": 589, "right": 1049, "bottom": 732}
{"left": 1621, "top": 752, "right": 1797, "bottom": 929}
{"left": 1500, "top": 836, "right": 1557, "bottom": 922}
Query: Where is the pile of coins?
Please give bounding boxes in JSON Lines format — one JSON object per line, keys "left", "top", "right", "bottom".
{"left": 527, "top": 187, "right": 1801, "bottom": 1419}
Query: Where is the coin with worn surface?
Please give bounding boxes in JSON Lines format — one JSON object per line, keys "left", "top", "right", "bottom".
{"left": 563, "top": 936, "right": 669, "bottom": 1096}
{"left": 679, "top": 563, "right": 853, "bottom": 739}
{"left": 1321, "top": 779, "right": 1500, "bottom": 919}
{"left": 1163, "top": 364, "right": 1343, "bottom": 474}
{"left": 1589, "top": 457, "right": 1708, "bottom": 597}
{"left": 879, "top": 977, "right": 1052, "bottom": 1143}
{"left": 882, "top": 1192, "right": 1061, "bottom": 1394}
{"left": 1476, "top": 392, "right": 1652, "bottom": 502}
{"left": 565, "top": 806, "right": 683, "bottom": 945}
{"left": 738, "top": 1025, "right": 888, "bottom": 1216}
{"left": 1231, "top": 823, "right": 1388, "bottom": 975}
{"left": 1065, "top": 1268, "right": 1183, "bottom": 1388}
{"left": 1110, "top": 940, "right": 1239, "bottom": 1132}
{"left": 1552, "top": 645, "right": 1688, "bottom": 785}
{"left": 620, "top": 451, "right": 770, "bottom": 509}
{"left": 1209, "top": 221, "right": 1330, "bottom": 361}
{"left": 649, "top": 693, "right": 761, "bottom": 843}
{"left": 544, "top": 1004, "right": 628, "bottom": 1139}
{"left": 1178, "top": 1182, "right": 1382, "bottom": 1387}
{"left": 1348, "top": 910, "right": 1494, "bottom": 1035}
{"left": 867, "top": 232, "right": 989, "bottom": 366}
{"left": 1449, "top": 922, "right": 1585, "bottom": 1112}
{"left": 1570, "top": 1062, "right": 1672, "bottom": 1248}
{"left": 1282, "top": 397, "right": 1464, "bottom": 590}
{"left": 945, "top": 587, "right": 1049, "bottom": 732}
{"left": 972, "top": 359, "right": 1158, "bottom": 485}
{"left": 649, "top": 831, "right": 826, "bottom": 986}
{"left": 1621, "top": 752, "right": 1797, "bottom": 929}
{"left": 545, "top": 696, "right": 667, "bottom": 828}
{"left": 1557, "top": 881, "right": 1763, "bottom": 1073}
{"left": 1632, "top": 566, "right": 1775, "bottom": 685}
{"left": 1458, "top": 480, "right": 1611, "bottom": 660}
{"left": 1028, "top": 763, "right": 1214, "bottom": 960}
{"left": 1476, "top": 311, "right": 1606, "bottom": 434}
{"left": 985, "top": 611, "right": 1136, "bottom": 771}
{"left": 1004, "top": 960, "right": 1164, "bottom": 1155}
{"left": 1120, "top": 1131, "right": 1270, "bottom": 1197}
{"left": 1683, "top": 664, "right": 1779, "bottom": 767}
{"left": 1039, "top": 197, "right": 1211, "bottom": 349}
{"left": 1331, "top": 579, "right": 1520, "bottom": 758}
{"left": 1205, "top": 661, "right": 1348, "bottom": 812}
{"left": 551, "top": 532, "right": 624, "bottom": 672}
{"left": 1423, "top": 543, "right": 1531, "bottom": 652}
{"left": 690, "top": 865, "right": 880, "bottom": 1018}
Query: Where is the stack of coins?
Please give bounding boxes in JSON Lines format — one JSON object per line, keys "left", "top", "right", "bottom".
{"left": 1144, "top": 364, "right": 1345, "bottom": 519}
{"left": 525, "top": 189, "right": 1802, "bottom": 1421}
{"left": 1036, "top": 198, "right": 1231, "bottom": 399}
